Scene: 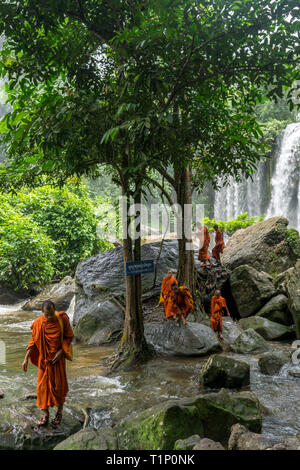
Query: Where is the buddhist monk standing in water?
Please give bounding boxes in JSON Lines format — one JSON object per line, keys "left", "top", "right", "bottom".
{"left": 212, "top": 224, "right": 225, "bottom": 264}
{"left": 22, "top": 300, "right": 74, "bottom": 426}
{"left": 196, "top": 223, "right": 213, "bottom": 269}
{"left": 159, "top": 269, "right": 178, "bottom": 316}
{"left": 210, "top": 290, "right": 231, "bottom": 340}
{"left": 165, "top": 283, "right": 194, "bottom": 325}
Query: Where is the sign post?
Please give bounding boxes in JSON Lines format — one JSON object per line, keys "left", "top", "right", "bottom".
{"left": 125, "top": 260, "right": 154, "bottom": 276}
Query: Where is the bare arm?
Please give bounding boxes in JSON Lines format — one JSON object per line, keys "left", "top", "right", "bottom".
{"left": 22, "top": 346, "right": 35, "bottom": 372}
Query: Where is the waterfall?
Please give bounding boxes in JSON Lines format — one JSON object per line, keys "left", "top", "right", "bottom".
{"left": 266, "top": 123, "right": 300, "bottom": 232}
{"left": 214, "top": 122, "right": 300, "bottom": 233}
{"left": 214, "top": 162, "right": 265, "bottom": 220}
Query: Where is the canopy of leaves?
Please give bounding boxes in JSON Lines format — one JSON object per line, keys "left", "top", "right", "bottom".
{"left": 0, "top": 200, "right": 55, "bottom": 289}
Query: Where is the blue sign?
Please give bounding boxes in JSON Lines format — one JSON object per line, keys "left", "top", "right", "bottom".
{"left": 125, "top": 260, "right": 154, "bottom": 276}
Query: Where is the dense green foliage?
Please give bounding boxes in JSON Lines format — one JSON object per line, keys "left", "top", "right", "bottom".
{"left": 202, "top": 213, "right": 265, "bottom": 237}
{"left": 0, "top": 200, "right": 55, "bottom": 289}
{"left": 286, "top": 228, "right": 300, "bottom": 258}
{"left": 6, "top": 186, "right": 108, "bottom": 277}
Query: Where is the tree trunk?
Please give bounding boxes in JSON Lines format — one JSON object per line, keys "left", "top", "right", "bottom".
{"left": 110, "top": 187, "right": 153, "bottom": 371}
{"left": 174, "top": 164, "right": 196, "bottom": 298}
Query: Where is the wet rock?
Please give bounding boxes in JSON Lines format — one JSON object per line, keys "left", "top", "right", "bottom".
{"left": 238, "top": 317, "right": 293, "bottom": 341}
{"left": 228, "top": 423, "right": 300, "bottom": 450}
{"left": 199, "top": 354, "right": 250, "bottom": 389}
{"left": 117, "top": 389, "right": 261, "bottom": 449}
{"left": 74, "top": 299, "right": 124, "bottom": 345}
{"left": 286, "top": 260, "right": 300, "bottom": 339}
{"left": 274, "top": 268, "right": 295, "bottom": 296}
{"left": 230, "top": 265, "right": 275, "bottom": 318}
{"left": 222, "top": 217, "right": 298, "bottom": 276}
{"left": 231, "top": 329, "right": 272, "bottom": 355}
{"left": 221, "top": 319, "right": 242, "bottom": 346}
{"left": 256, "top": 294, "right": 293, "bottom": 326}
{"left": 0, "top": 391, "right": 4, "bottom": 399}
{"left": 228, "top": 423, "right": 279, "bottom": 450}
{"left": 73, "top": 241, "right": 181, "bottom": 342}
{"left": 258, "top": 351, "right": 290, "bottom": 375}
{"left": 144, "top": 321, "right": 221, "bottom": 356}
{"left": 22, "top": 276, "right": 76, "bottom": 312}
{"left": 0, "top": 404, "right": 83, "bottom": 450}
{"left": 192, "top": 438, "right": 225, "bottom": 450}
{"left": 288, "top": 368, "right": 300, "bottom": 378}
{"left": 174, "top": 434, "right": 202, "bottom": 450}
{"left": 54, "top": 426, "right": 118, "bottom": 450}
{"left": 0, "top": 284, "right": 30, "bottom": 305}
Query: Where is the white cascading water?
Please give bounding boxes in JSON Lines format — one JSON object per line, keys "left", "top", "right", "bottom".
{"left": 214, "top": 161, "right": 264, "bottom": 220}
{"left": 214, "top": 122, "right": 300, "bottom": 233}
{"left": 266, "top": 123, "right": 300, "bottom": 232}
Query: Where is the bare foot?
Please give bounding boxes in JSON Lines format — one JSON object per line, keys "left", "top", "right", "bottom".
{"left": 38, "top": 411, "right": 49, "bottom": 427}
{"left": 51, "top": 411, "right": 62, "bottom": 426}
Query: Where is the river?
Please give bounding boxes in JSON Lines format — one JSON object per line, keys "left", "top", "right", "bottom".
{"left": 0, "top": 304, "right": 300, "bottom": 441}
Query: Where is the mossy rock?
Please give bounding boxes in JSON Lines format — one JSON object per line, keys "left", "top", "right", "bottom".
{"left": 258, "top": 351, "right": 290, "bottom": 376}
{"left": 117, "top": 389, "right": 261, "bottom": 449}
{"left": 174, "top": 434, "right": 201, "bottom": 450}
{"left": 199, "top": 354, "right": 250, "bottom": 389}
{"left": 231, "top": 328, "right": 272, "bottom": 355}
{"left": 238, "top": 317, "right": 293, "bottom": 341}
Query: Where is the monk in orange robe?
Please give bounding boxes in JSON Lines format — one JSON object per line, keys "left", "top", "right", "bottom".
{"left": 159, "top": 270, "right": 178, "bottom": 315}
{"left": 165, "top": 283, "right": 194, "bottom": 325}
{"left": 196, "top": 223, "right": 213, "bottom": 269}
{"left": 210, "top": 290, "right": 230, "bottom": 339}
{"left": 22, "top": 300, "right": 74, "bottom": 426}
{"left": 212, "top": 224, "right": 226, "bottom": 264}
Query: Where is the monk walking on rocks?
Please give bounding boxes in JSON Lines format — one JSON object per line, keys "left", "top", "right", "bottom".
{"left": 210, "top": 290, "right": 231, "bottom": 340}
{"left": 196, "top": 223, "right": 213, "bottom": 269}
{"left": 212, "top": 224, "right": 225, "bottom": 264}
{"left": 22, "top": 300, "right": 74, "bottom": 427}
{"left": 165, "top": 283, "right": 194, "bottom": 325}
{"left": 158, "top": 269, "right": 178, "bottom": 316}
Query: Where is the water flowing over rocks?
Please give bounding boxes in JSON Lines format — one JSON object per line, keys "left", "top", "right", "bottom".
{"left": 222, "top": 217, "right": 298, "bottom": 276}
{"left": 0, "top": 404, "right": 83, "bottom": 450}
{"left": 230, "top": 265, "right": 276, "bottom": 317}
{"left": 144, "top": 321, "right": 221, "bottom": 356}
{"left": 199, "top": 354, "right": 250, "bottom": 389}
{"left": 22, "top": 276, "right": 76, "bottom": 312}
{"left": 258, "top": 351, "right": 290, "bottom": 376}
{"left": 231, "top": 329, "right": 272, "bottom": 355}
{"left": 117, "top": 389, "right": 261, "bottom": 449}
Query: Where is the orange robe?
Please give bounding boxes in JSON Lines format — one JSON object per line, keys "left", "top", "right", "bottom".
{"left": 27, "top": 312, "right": 74, "bottom": 410}
{"left": 197, "top": 227, "right": 211, "bottom": 262}
{"left": 159, "top": 275, "right": 178, "bottom": 312}
{"left": 212, "top": 229, "right": 225, "bottom": 260}
{"left": 210, "top": 296, "right": 227, "bottom": 333}
{"left": 165, "top": 286, "right": 194, "bottom": 319}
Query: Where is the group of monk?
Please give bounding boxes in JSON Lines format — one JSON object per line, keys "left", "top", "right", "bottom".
{"left": 22, "top": 224, "right": 229, "bottom": 428}
{"left": 159, "top": 224, "right": 230, "bottom": 338}
{"left": 196, "top": 223, "right": 225, "bottom": 268}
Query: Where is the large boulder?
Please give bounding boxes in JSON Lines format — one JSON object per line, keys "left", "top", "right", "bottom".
{"left": 230, "top": 265, "right": 276, "bottom": 317}
{"left": 238, "top": 317, "right": 293, "bottom": 341}
{"left": 0, "top": 404, "right": 82, "bottom": 450}
{"left": 231, "top": 329, "right": 272, "bottom": 355}
{"left": 258, "top": 351, "right": 290, "bottom": 375}
{"left": 73, "top": 241, "right": 181, "bottom": 342}
{"left": 144, "top": 321, "right": 221, "bottom": 356}
{"left": 222, "top": 217, "right": 298, "bottom": 276}
{"left": 22, "top": 276, "right": 76, "bottom": 312}
{"left": 192, "top": 438, "right": 225, "bottom": 450}
{"left": 117, "top": 389, "right": 261, "bottom": 449}
{"left": 54, "top": 426, "right": 118, "bottom": 450}
{"left": 256, "top": 294, "right": 293, "bottom": 326}
{"left": 0, "top": 284, "right": 30, "bottom": 305}
{"left": 286, "top": 260, "right": 300, "bottom": 339}
{"left": 228, "top": 423, "right": 300, "bottom": 450}
{"left": 199, "top": 354, "right": 250, "bottom": 389}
